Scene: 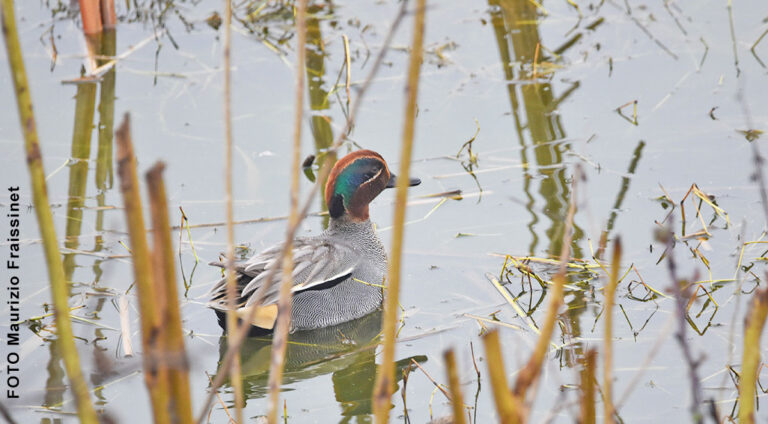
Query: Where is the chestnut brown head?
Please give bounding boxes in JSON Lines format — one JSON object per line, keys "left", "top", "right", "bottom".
{"left": 324, "top": 150, "right": 421, "bottom": 221}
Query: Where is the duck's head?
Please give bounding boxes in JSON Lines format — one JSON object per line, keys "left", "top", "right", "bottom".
{"left": 324, "top": 149, "right": 421, "bottom": 221}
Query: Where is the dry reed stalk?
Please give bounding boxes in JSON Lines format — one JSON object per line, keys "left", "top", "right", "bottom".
{"left": 115, "top": 114, "right": 171, "bottom": 423}
{"left": 1, "top": 1, "right": 98, "bottom": 422}
{"left": 194, "top": 5, "right": 409, "bottom": 421}
{"left": 603, "top": 238, "right": 621, "bottom": 424}
{"left": 444, "top": 349, "right": 467, "bottom": 424}
{"left": 580, "top": 349, "right": 597, "bottom": 424}
{"left": 266, "top": 0, "right": 308, "bottom": 422}
{"left": 738, "top": 284, "right": 768, "bottom": 423}
{"left": 221, "top": 0, "right": 244, "bottom": 421}
{"left": 512, "top": 168, "right": 579, "bottom": 403}
{"left": 99, "top": 0, "right": 115, "bottom": 29}
{"left": 482, "top": 330, "right": 519, "bottom": 423}
{"left": 78, "top": 0, "right": 103, "bottom": 34}
{"left": 371, "top": 1, "right": 426, "bottom": 421}
{"left": 146, "top": 163, "right": 194, "bottom": 424}
{"left": 118, "top": 295, "right": 134, "bottom": 356}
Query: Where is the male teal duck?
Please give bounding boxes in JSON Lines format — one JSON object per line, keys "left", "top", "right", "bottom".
{"left": 208, "top": 149, "right": 421, "bottom": 334}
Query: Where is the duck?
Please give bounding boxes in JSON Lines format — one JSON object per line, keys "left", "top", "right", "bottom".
{"left": 208, "top": 149, "right": 421, "bottom": 334}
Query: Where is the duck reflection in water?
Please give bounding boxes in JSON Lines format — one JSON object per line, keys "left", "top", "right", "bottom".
{"left": 214, "top": 310, "right": 425, "bottom": 419}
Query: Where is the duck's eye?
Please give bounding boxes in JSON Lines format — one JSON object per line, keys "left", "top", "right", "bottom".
{"left": 363, "top": 172, "right": 376, "bottom": 180}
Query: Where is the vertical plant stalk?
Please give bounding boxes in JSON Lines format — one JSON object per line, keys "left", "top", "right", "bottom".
{"left": 78, "top": 0, "right": 102, "bottom": 34}
{"left": 482, "top": 330, "right": 519, "bottom": 423}
{"left": 580, "top": 349, "right": 597, "bottom": 424}
{"left": 665, "top": 229, "right": 705, "bottom": 423}
{"left": 115, "top": 115, "right": 171, "bottom": 424}
{"left": 221, "top": 0, "right": 244, "bottom": 421}
{"left": 63, "top": 81, "right": 97, "bottom": 283}
{"left": 603, "top": 238, "right": 621, "bottom": 424}
{"left": 738, "top": 284, "right": 768, "bottom": 424}
{"left": 512, "top": 168, "right": 579, "bottom": 403}
{"left": 146, "top": 163, "right": 194, "bottom": 424}
{"left": 99, "top": 0, "right": 115, "bottom": 29}
{"left": 0, "top": 2, "right": 98, "bottom": 422}
{"left": 266, "top": 0, "right": 308, "bottom": 423}
{"left": 444, "top": 349, "right": 467, "bottom": 424}
{"left": 371, "top": 1, "right": 426, "bottom": 422}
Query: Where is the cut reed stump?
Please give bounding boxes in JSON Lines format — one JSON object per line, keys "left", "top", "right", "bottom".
{"left": 146, "top": 163, "right": 194, "bottom": 424}
{"left": 1, "top": 1, "right": 98, "bottom": 422}
{"left": 482, "top": 330, "right": 520, "bottom": 424}
{"left": 78, "top": 0, "right": 116, "bottom": 34}
{"left": 580, "top": 349, "right": 597, "bottom": 424}
{"left": 115, "top": 114, "right": 172, "bottom": 424}
{"left": 444, "top": 349, "right": 466, "bottom": 424}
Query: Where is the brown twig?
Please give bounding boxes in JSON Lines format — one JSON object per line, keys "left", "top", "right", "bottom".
{"left": 411, "top": 359, "right": 450, "bottom": 400}
{"left": 662, "top": 224, "right": 704, "bottom": 423}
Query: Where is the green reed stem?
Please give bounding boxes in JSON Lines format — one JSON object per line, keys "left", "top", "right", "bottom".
{"left": 371, "top": 1, "right": 426, "bottom": 422}
{"left": 0, "top": 1, "right": 98, "bottom": 422}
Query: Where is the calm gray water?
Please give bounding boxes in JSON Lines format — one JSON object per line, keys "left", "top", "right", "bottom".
{"left": 1, "top": 0, "right": 767, "bottom": 422}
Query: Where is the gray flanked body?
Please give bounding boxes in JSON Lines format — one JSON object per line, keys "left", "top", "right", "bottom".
{"left": 290, "top": 217, "right": 386, "bottom": 330}
{"left": 207, "top": 215, "right": 386, "bottom": 332}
